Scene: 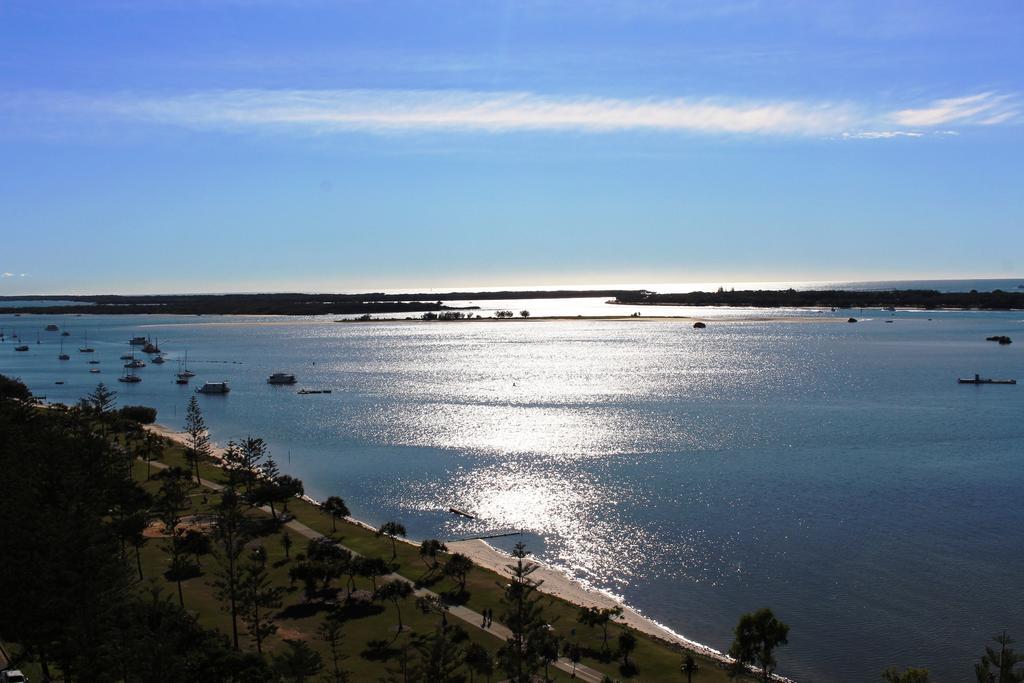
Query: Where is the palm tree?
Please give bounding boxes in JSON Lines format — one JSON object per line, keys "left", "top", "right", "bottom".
{"left": 419, "top": 539, "right": 447, "bottom": 569}
{"left": 322, "top": 496, "right": 350, "bottom": 533}
{"left": 681, "top": 653, "right": 699, "bottom": 682}
{"left": 376, "top": 521, "right": 406, "bottom": 560}
{"left": 443, "top": 553, "right": 473, "bottom": 595}
{"left": 375, "top": 579, "right": 413, "bottom": 635}
{"left": 619, "top": 631, "right": 637, "bottom": 670}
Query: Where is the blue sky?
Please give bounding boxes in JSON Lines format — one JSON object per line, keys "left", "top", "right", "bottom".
{"left": 1, "top": 0, "right": 1022, "bottom": 294}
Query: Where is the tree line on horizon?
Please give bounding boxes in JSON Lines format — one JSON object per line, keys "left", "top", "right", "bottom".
{"left": 615, "top": 288, "right": 1024, "bottom": 310}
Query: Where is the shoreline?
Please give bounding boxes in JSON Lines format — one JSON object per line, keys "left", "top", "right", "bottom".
{"left": 145, "top": 420, "right": 746, "bottom": 673}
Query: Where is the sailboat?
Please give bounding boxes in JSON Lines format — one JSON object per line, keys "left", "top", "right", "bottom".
{"left": 118, "top": 366, "right": 142, "bottom": 383}
{"left": 58, "top": 337, "right": 70, "bottom": 361}
{"left": 175, "top": 359, "right": 190, "bottom": 384}
{"left": 79, "top": 332, "right": 95, "bottom": 353}
{"left": 178, "top": 350, "right": 195, "bottom": 378}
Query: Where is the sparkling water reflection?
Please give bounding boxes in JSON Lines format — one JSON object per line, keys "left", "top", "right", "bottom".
{"left": 2, "top": 305, "right": 1022, "bottom": 681}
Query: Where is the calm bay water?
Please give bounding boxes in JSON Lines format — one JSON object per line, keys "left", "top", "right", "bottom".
{"left": 2, "top": 299, "right": 1022, "bottom": 681}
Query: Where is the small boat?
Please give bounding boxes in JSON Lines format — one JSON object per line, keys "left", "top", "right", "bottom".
{"left": 884, "top": 306, "right": 896, "bottom": 312}
{"left": 958, "top": 374, "right": 1016, "bottom": 385}
{"left": 693, "top": 322, "right": 706, "bottom": 329}
{"left": 58, "top": 338, "right": 70, "bottom": 360}
{"left": 90, "top": 368, "right": 101, "bottom": 374}
{"left": 45, "top": 324, "right": 59, "bottom": 331}
{"left": 124, "top": 359, "right": 146, "bottom": 369}
{"left": 448, "top": 507, "right": 476, "bottom": 519}
{"left": 142, "top": 338, "right": 161, "bottom": 353}
{"left": 79, "top": 332, "right": 94, "bottom": 353}
{"left": 985, "top": 336, "right": 1012, "bottom": 345}
{"left": 152, "top": 355, "right": 166, "bottom": 364}
{"left": 55, "top": 380, "right": 64, "bottom": 385}
{"left": 120, "top": 353, "right": 134, "bottom": 360}
{"left": 15, "top": 344, "right": 29, "bottom": 352}
{"left": 268, "top": 372, "right": 297, "bottom": 385}
{"left": 61, "top": 330, "right": 71, "bottom": 336}
{"left": 175, "top": 376, "right": 189, "bottom": 384}
{"left": 847, "top": 317, "right": 858, "bottom": 323}
{"left": 297, "top": 388, "right": 332, "bottom": 394}
{"left": 196, "top": 381, "right": 231, "bottom": 394}
{"left": 88, "top": 359, "right": 100, "bottom": 365}
{"left": 118, "top": 367, "right": 142, "bottom": 383}
{"left": 129, "top": 336, "right": 147, "bottom": 346}
{"left": 180, "top": 351, "right": 195, "bottom": 377}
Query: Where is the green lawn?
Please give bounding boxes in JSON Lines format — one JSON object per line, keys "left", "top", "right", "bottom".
{"left": 134, "top": 440, "right": 745, "bottom": 682}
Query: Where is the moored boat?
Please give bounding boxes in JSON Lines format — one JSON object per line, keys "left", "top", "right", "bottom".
{"left": 197, "top": 381, "right": 230, "bottom": 394}
{"left": 118, "top": 367, "right": 142, "bottom": 383}
{"left": 129, "top": 336, "right": 147, "bottom": 345}
{"left": 45, "top": 324, "right": 59, "bottom": 331}
{"left": 268, "top": 372, "right": 297, "bottom": 385}
{"left": 15, "top": 344, "right": 29, "bottom": 352}
{"left": 958, "top": 374, "right": 1016, "bottom": 385}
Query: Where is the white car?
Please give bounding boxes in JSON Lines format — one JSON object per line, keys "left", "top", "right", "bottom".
{"left": 0, "top": 670, "right": 27, "bottom": 683}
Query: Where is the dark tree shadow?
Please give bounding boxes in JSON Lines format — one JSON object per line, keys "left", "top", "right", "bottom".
{"left": 361, "top": 639, "right": 399, "bottom": 662}
{"left": 276, "top": 600, "right": 334, "bottom": 620}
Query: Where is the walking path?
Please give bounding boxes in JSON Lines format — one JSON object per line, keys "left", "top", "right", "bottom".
{"left": 146, "top": 458, "right": 605, "bottom": 682}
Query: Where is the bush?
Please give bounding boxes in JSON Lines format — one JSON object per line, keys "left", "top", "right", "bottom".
{"left": 0, "top": 374, "right": 32, "bottom": 401}
{"left": 120, "top": 405, "right": 158, "bottom": 424}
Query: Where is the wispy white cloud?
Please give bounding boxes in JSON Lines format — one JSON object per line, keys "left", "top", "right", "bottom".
{"left": 22, "top": 88, "right": 1021, "bottom": 140}
{"left": 842, "top": 130, "right": 924, "bottom": 140}
{"left": 889, "top": 92, "right": 1017, "bottom": 127}
{"left": 86, "top": 89, "right": 860, "bottom": 137}
{"left": 1, "top": 272, "right": 14, "bottom": 278}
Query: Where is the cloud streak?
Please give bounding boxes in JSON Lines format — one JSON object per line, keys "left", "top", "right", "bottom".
{"left": 35, "top": 89, "right": 1023, "bottom": 139}
{"left": 889, "top": 92, "right": 1017, "bottom": 127}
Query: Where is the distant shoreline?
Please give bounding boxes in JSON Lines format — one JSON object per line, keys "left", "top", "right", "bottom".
{"left": 3, "top": 286, "right": 1023, "bottom": 315}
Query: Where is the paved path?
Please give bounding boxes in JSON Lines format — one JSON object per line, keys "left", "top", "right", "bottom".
{"left": 146, "top": 458, "right": 605, "bottom": 682}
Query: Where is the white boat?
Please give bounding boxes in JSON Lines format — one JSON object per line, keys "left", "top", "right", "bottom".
{"left": 124, "top": 359, "right": 146, "bottom": 369}
{"left": 196, "top": 381, "right": 230, "bottom": 394}
{"left": 267, "top": 372, "right": 297, "bottom": 385}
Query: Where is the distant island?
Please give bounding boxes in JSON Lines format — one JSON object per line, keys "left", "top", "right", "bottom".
{"left": 4, "top": 287, "right": 1024, "bottom": 315}
{"left": 613, "top": 289, "right": 1024, "bottom": 310}
{"left": 0, "top": 290, "right": 642, "bottom": 316}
